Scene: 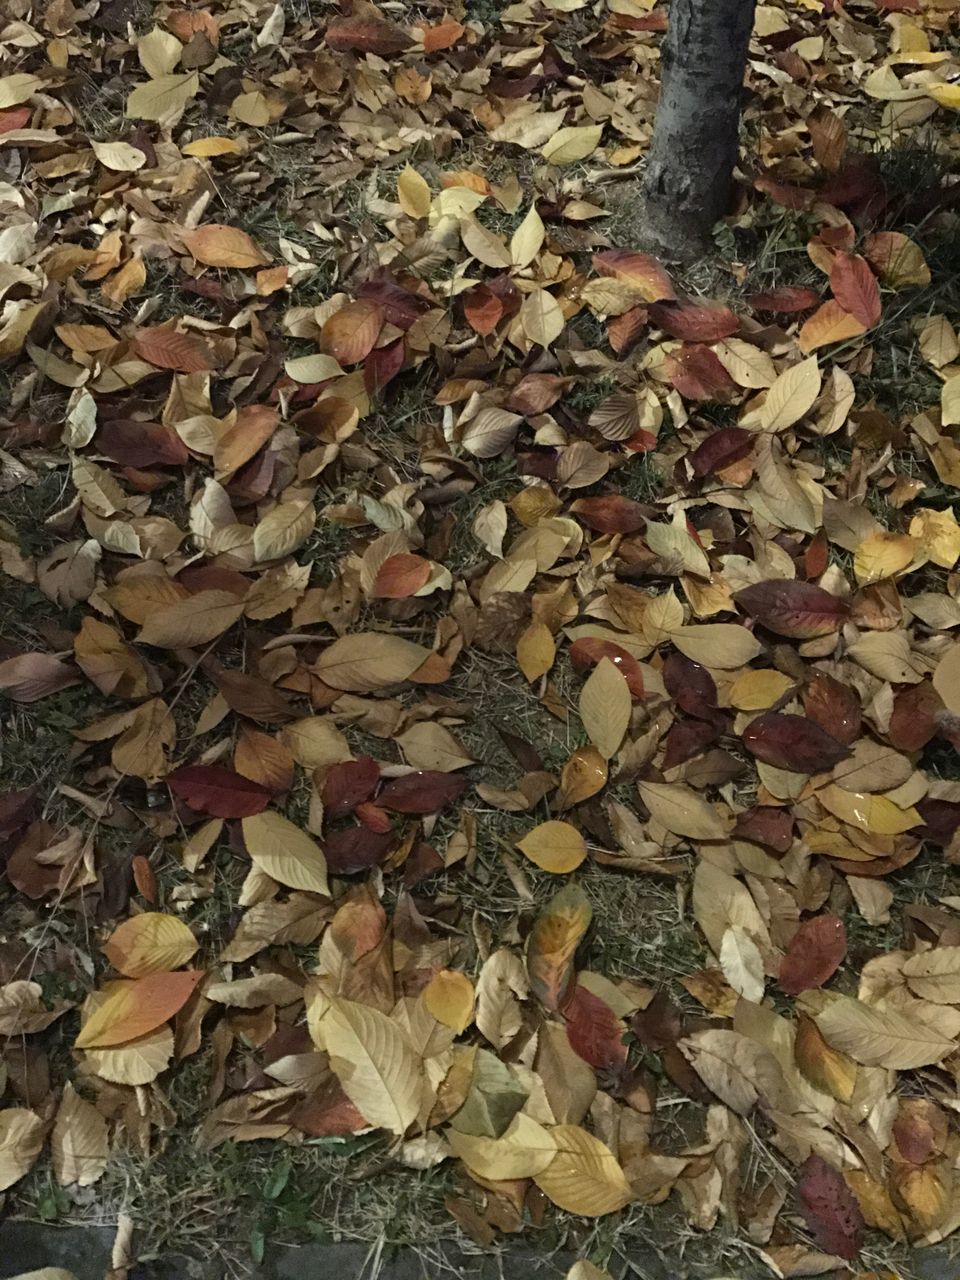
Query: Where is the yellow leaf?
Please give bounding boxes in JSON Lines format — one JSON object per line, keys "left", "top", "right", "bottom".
{"left": 241, "top": 811, "right": 329, "bottom": 895}
{"left": 579, "top": 657, "right": 630, "bottom": 760}
{"left": 638, "top": 780, "right": 729, "bottom": 840}
{"left": 517, "top": 820, "right": 587, "bottom": 874}
{"left": 314, "top": 632, "right": 432, "bottom": 692}
{"left": 75, "top": 971, "right": 203, "bottom": 1049}
{"left": 534, "top": 1124, "right": 633, "bottom": 1216}
{"left": 814, "top": 995, "right": 954, "bottom": 1069}
{"left": 52, "top": 1083, "right": 108, "bottom": 1187}
{"left": 527, "top": 884, "right": 592, "bottom": 1010}
{"left": 423, "top": 969, "right": 475, "bottom": 1033}
{"left": 181, "top": 223, "right": 269, "bottom": 269}
{"left": 853, "top": 531, "right": 916, "bottom": 584}
{"left": 520, "top": 289, "right": 564, "bottom": 347}
{"left": 137, "top": 25, "right": 182, "bottom": 77}
{"left": 794, "top": 1014, "right": 857, "bottom": 1102}
{"left": 126, "top": 71, "right": 199, "bottom": 122}
{"left": 397, "top": 165, "right": 431, "bottom": 218}
{"left": 448, "top": 1112, "right": 557, "bottom": 1180}
{"left": 182, "top": 136, "right": 244, "bottom": 157}
{"left": 729, "top": 668, "right": 794, "bottom": 710}
{"left": 136, "top": 590, "right": 245, "bottom": 648}
{"left": 926, "top": 80, "right": 960, "bottom": 110}
{"left": 817, "top": 785, "right": 920, "bottom": 835}
{"left": 510, "top": 203, "right": 545, "bottom": 268}
{"left": 0, "top": 1109, "right": 44, "bottom": 1191}
{"left": 541, "top": 124, "right": 603, "bottom": 166}
{"left": 516, "top": 621, "right": 555, "bottom": 682}
{"left": 758, "top": 355, "right": 822, "bottom": 431}
{"left": 318, "top": 997, "right": 422, "bottom": 1134}
{"left": 909, "top": 507, "right": 960, "bottom": 568}
{"left": 252, "top": 499, "right": 315, "bottom": 563}
{"left": 283, "top": 353, "right": 344, "bottom": 383}
{"left": 101, "top": 913, "right": 198, "bottom": 978}
{"left": 902, "top": 947, "right": 960, "bottom": 1004}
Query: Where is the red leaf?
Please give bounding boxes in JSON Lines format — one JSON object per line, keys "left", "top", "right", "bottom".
{"left": 364, "top": 337, "right": 405, "bottom": 397}
{"left": 506, "top": 373, "right": 571, "bottom": 416}
{"left": 356, "top": 801, "right": 392, "bottom": 832}
{"left": 133, "top": 327, "right": 214, "bottom": 373}
{"left": 356, "top": 279, "right": 431, "bottom": 329}
{"left": 888, "top": 681, "right": 942, "bottom": 752}
{"left": 688, "top": 427, "right": 754, "bottom": 478}
{"left": 324, "top": 15, "right": 410, "bottom": 55}
{"left": 167, "top": 765, "right": 272, "bottom": 818}
{"left": 463, "top": 285, "right": 505, "bottom": 336}
{"left": 797, "top": 1154, "right": 864, "bottom": 1261}
{"left": 371, "top": 553, "right": 432, "bottom": 599}
{"left": 324, "top": 825, "right": 394, "bottom": 874}
{"left": 829, "top": 253, "right": 881, "bottom": 327}
{"left": 592, "top": 250, "right": 675, "bottom": 302}
{"left": 780, "top": 916, "right": 847, "bottom": 995}
{"left": 564, "top": 983, "right": 627, "bottom": 1072}
{"left": 0, "top": 107, "right": 31, "bottom": 134}
{"left": 131, "top": 854, "right": 158, "bottom": 904}
{"left": 377, "top": 771, "right": 468, "bottom": 813}
{"left": 323, "top": 757, "right": 381, "bottom": 818}
{"left": 648, "top": 299, "right": 739, "bottom": 341}
{"left": 421, "top": 18, "right": 465, "bottom": 51}
{"left": 662, "top": 653, "right": 718, "bottom": 719}
{"left": 742, "top": 713, "right": 848, "bottom": 774}
{"left": 319, "top": 300, "right": 384, "bottom": 365}
{"left": 662, "top": 718, "right": 720, "bottom": 770}
{"left": 665, "top": 343, "right": 737, "bottom": 400}
{"left": 735, "top": 580, "right": 849, "bottom": 638}
{"left": 746, "top": 286, "right": 820, "bottom": 314}
{"left": 802, "top": 671, "right": 862, "bottom": 745}
{"left": 569, "top": 638, "right": 644, "bottom": 698}
{"left": 570, "top": 495, "right": 648, "bottom": 534}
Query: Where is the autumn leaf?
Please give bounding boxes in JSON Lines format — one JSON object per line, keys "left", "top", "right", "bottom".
{"left": 742, "top": 713, "right": 849, "bottom": 774}
{"left": 516, "top": 821, "right": 587, "bottom": 874}
{"left": 797, "top": 1154, "right": 864, "bottom": 1261}
{"left": 75, "top": 971, "right": 204, "bottom": 1048}
{"left": 167, "top": 765, "right": 272, "bottom": 818}
{"left": 102, "top": 913, "right": 198, "bottom": 978}
{"left": 778, "top": 916, "right": 846, "bottom": 995}
{"left": 527, "top": 884, "right": 592, "bottom": 1012}
{"left": 735, "top": 580, "right": 849, "bottom": 638}
{"left": 181, "top": 224, "right": 269, "bottom": 269}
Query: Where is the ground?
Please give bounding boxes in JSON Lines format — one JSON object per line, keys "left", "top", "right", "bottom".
{"left": 1, "top": 1, "right": 960, "bottom": 1278}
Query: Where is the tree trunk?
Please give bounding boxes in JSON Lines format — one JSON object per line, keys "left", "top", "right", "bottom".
{"left": 640, "top": 0, "right": 757, "bottom": 261}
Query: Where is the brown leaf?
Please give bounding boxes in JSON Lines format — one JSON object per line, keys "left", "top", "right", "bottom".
{"left": 319, "top": 300, "right": 384, "bottom": 365}
{"left": 181, "top": 224, "right": 269, "bottom": 269}
{"left": 829, "top": 253, "right": 881, "bottom": 327}
{"left": 735, "top": 581, "right": 849, "bottom": 638}
{"left": 167, "top": 765, "right": 272, "bottom": 818}
{"left": 377, "top": 771, "right": 468, "bottom": 814}
{"left": 742, "top": 713, "right": 849, "bottom": 774}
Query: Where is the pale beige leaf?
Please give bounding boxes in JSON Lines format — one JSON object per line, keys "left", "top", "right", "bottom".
{"left": 719, "top": 926, "right": 765, "bottom": 1003}
{"left": 815, "top": 995, "right": 954, "bottom": 1068}
{"left": 137, "top": 591, "right": 245, "bottom": 649}
{"left": 475, "top": 950, "right": 529, "bottom": 1050}
{"left": 315, "top": 633, "right": 431, "bottom": 692}
{"left": 579, "top": 658, "right": 630, "bottom": 760}
{"left": 320, "top": 997, "right": 422, "bottom": 1134}
{"left": 102, "top": 913, "right": 198, "bottom": 978}
{"left": 693, "top": 860, "right": 770, "bottom": 956}
{"left": 52, "top": 1083, "right": 108, "bottom": 1187}
{"left": 397, "top": 721, "right": 473, "bottom": 772}
{"left": 137, "top": 25, "right": 182, "bottom": 77}
{"left": 638, "top": 780, "right": 729, "bottom": 841}
{"left": 902, "top": 948, "right": 960, "bottom": 1005}
{"left": 278, "top": 717, "right": 352, "bottom": 768}
{"left": 205, "top": 973, "right": 302, "bottom": 1008}
{"left": 671, "top": 624, "right": 762, "bottom": 669}
{"left": 253, "top": 499, "right": 315, "bottom": 563}
{"left": 447, "top": 1112, "right": 557, "bottom": 1180}
{"left": 933, "top": 643, "right": 960, "bottom": 713}
{"left": 714, "top": 338, "right": 777, "bottom": 388}
{"left": 460, "top": 215, "right": 511, "bottom": 269}
{"left": 126, "top": 72, "right": 198, "bottom": 121}
{"left": 241, "top": 811, "right": 329, "bottom": 896}
{"left": 534, "top": 1124, "right": 632, "bottom": 1216}
{"left": 283, "top": 353, "right": 344, "bottom": 383}
{"left": 516, "top": 621, "right": 555, "bottom": 682}
{"left": 680, "top": 1029, "right": 784, "bottom": 1115}
{"left": 0, "top": 1109, "right": 44, "bottom": 1190}
{"left": 847, "top": 630, "right": 928, "bottom": 684}
{"left": 83, "top": 1024, "right": 173, "bottom": 1085}
{"left": 90, "top": 140, "right": 146, "bottom": 172}
{"left": 520, "top": 289, "right": 564, "bottom": 347}
{"left": 461, "top": 406, "right": 522, "bottom": 458}
{"left": 758, "top": 356, "right": 822, "bottom": 431}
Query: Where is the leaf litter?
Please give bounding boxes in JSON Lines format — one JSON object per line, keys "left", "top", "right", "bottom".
{"left": 1, "top": 0, "right": 960, "bottom": 1274}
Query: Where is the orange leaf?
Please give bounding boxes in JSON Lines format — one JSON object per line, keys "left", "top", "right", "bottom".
{"left": 829, "top": 253, "right": 881, "bottom": 327}
{"left": 181, "top": 224, "right": 270, "bottom": 269}
{"left": 133, "top": 327, "right": 213, "bottom": 373}
{"left": 371, "top": 553, "right": 432, "bottom": 599}
{"left": 75, "top": 970, "right": 204, "bottom": 1048}
{"left": 798, "top": 300, "right": 866, "bottom": 353}
{"left": 527, "top": 884, "right": 592, "bottom": 1011}
{"left": 319, "top": 300, "right": 385, "bottom": 364}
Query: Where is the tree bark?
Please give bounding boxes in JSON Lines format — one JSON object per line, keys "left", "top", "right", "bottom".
{"left": 640, "top": 0, "right": 757, "bottom": 261}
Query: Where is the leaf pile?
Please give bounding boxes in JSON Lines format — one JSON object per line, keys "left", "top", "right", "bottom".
{"left": 1, "top": 0, "right": 960, "bottom": 1269}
